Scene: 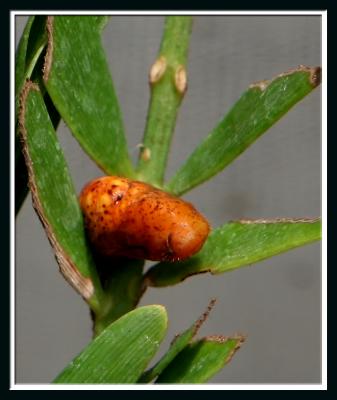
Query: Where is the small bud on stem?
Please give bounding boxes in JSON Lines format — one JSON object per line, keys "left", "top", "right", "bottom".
{"left": 149, "top": 56, "right": 167, "bottom": 84}
{"left": 174, "top": 65, "right": 188, "bottom": 95}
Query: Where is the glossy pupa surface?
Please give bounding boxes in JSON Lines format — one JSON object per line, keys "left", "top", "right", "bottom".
{"left": 80, "top": 176, "right": 210, "bottom": 262}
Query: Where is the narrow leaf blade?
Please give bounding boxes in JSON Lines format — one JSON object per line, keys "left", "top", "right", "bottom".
{"left": 94, "top": 15, "right": 110, "bottom": 32}
{"left": 156, "top": 336, "right": 244, "bottom": 383}
{"left": 15, "top": 16, "right": 110, "bottom": 214}
{"left": 146, "top": 218, "right": 321, "bottom": 287}
{"left": 19, "top": 81, "right": 104, "bottom": 308}
{"left": 15, "top": 135, "right": 29, "bottom": 215}
{"left": 15, "top": 16, "right": 48, "bottom": 214}
{"left": 166, "top": 66, "right": 321, "bottom": 195}
{"left": 54, "top": 305, "right": 168, "bottom": 383}
{"left": 139, "top": 299, "right": 216, "bottom": 383}
{"left": 43, "top": 16, "right": 134, "bottom": 177}
{"left": 15, "top": 16, "right": 35, "bottom": 110}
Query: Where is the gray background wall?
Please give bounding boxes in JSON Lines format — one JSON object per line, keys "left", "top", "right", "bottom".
{"left": 15, "top": 15, "right": 321, "bottom": 384}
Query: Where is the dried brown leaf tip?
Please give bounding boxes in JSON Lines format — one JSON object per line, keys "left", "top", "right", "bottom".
{"left": 43, "top": 16, "right": 54, "bottom": 82}
{"left": 236, "top": 217, "right": 320, "bottom": 224}
{"left": 194, "top": 298, "right": 217, "bottom": 334}
{"left": 170, "top": 298, "right": 217, "bottom": 346}
{"left": 205, "top": 334, "right": 246, "bottom": 365}
{"left": 205, "top": 333, "right": 246, "bottom": 344}
{"left": 308, "top": 66, "right": 321, "bottom": 87}
{"left": 80, "top": 176, "right": 210, "bottom": 262}
{"left": 249, "top": 79, "right": 270, "bottom": 91}
{"left": 277, "top": 64, "right": 322, "bottom": 88}
{"left": 225, "top": 334, "right": 246, "bottom": 363}
{"left": 249, "top": 64, "right": 322, "bottom": 91}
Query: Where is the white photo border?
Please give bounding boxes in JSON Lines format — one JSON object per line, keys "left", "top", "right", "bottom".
{"left": 10, "top": 9, "right": 327, "bottom": 391}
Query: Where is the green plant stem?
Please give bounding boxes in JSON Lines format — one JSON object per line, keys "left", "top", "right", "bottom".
{"left": 92, "top": 260, "right": 145, "bottom": 336}
{"left": 137, "top": 16, "right": 193, "bottom": 186}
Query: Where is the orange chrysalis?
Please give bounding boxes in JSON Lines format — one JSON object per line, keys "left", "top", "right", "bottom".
{"left": 80, "top": 176, "right": 210, "bottom": 262}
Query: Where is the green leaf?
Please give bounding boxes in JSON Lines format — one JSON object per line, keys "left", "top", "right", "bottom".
{"left": 145, "top": 218, "right": 321, "bottom": 287}
{"left": 15, "top": 135, "right": 29, "bottom": 215}
{"left": 137, "top": 16, "right": 193, "bottom": 186}
{"left": 139, "top": 299, "right": 216, "bottom": 383}
{"left": 15, "top": 16, "right": 47, "bottom": 116}
{"left": 43, "top": 16, "right": 134, "bottom": 177}
{"left": 156, "top": 336, "right": 244, "bottom": 383}
{"left": 16, "top": 15, "right": 108, "bottom": 110}
{"left": 54, "top": 305, "right": 168, "bottom": 383}
{"left": 15, "top": 16, "right": 111, "bottom": 214}
{"left": 166, "top": 65, "right": 321, "bottom": 195}
{"left": 94, "top": 15, "right": 110, "bottom": 32}
{"left": 15, "top": 16, "right": 35, "bottom": 113}
{"left": 139, "top": 324, "right": 196, "bottom": 383}
{"left": 15, "top": 16, "right": 48, "bottom": 215}
{"left": 19, "top": 81, "right": 105, "bottom": 311}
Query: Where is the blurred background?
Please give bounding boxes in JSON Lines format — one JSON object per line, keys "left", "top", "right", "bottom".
{"left": 15, "top": 15, "right": 322, "bottom": 384}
